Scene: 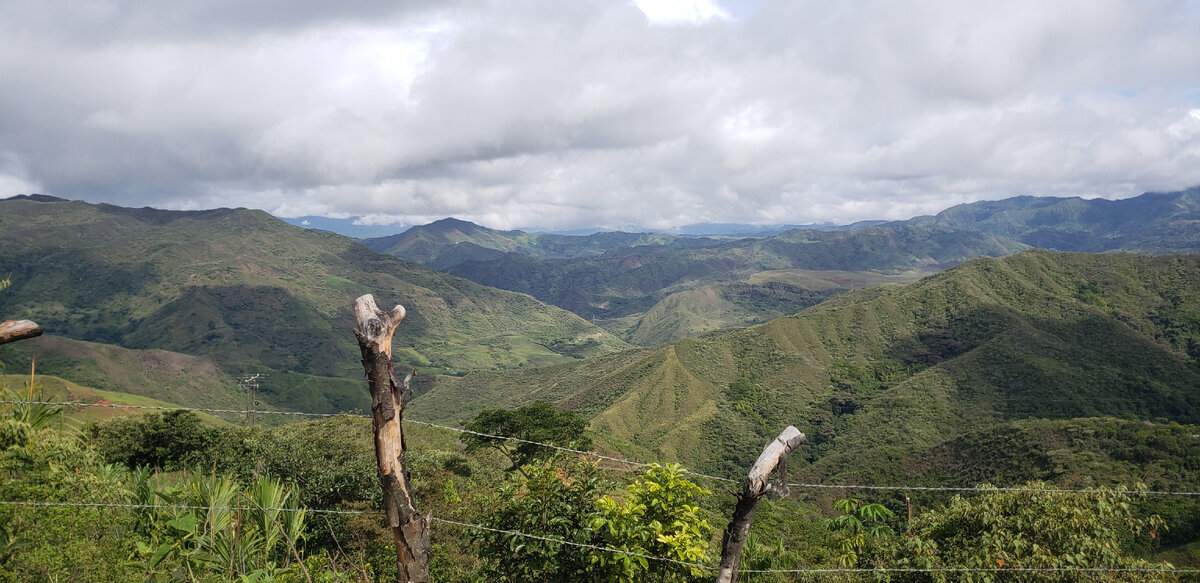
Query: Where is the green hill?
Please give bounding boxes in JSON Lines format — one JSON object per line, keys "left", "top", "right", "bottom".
{"left": 367, "top": 188, "right": 1200, "bottom": 345}
{"left": 0, "top": 196, "right": 628, "bottom": 411}
{"left": 361, "top": 217, "right": 705, "bottom": 268}
{"left": 626, "top": 269, "right": 923, "bottom": 345}
{"left": 903, "top": 186, "right": 1200, "bottom": 253}
{"left": 442, "top": 224, "right": 1025, "bottom": 340}
{"left": 1, "top": 335, "right": 242, "bottom": 410}
{"left": 414, "top": 251, "right": 1200, "bottom": 489}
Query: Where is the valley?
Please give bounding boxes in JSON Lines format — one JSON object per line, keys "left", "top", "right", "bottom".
{"left": 2, "top": 189, "right": 1199, "bottom": 579}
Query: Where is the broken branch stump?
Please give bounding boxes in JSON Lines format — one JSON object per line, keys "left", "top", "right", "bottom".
{"left": 715, "top": 426, "right": 806, "bottom": 583}
{"left": 0, "top": 320, "right": 42, "bottom": 345}
{"left": 353, "top": 294, "right": 430, "bottom": 583}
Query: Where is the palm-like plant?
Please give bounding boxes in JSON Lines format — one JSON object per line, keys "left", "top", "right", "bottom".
{"left": 133, "top": 470, "right": 310, "bottom": 581}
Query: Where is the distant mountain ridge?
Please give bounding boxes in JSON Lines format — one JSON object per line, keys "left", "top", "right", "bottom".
{"left": 362, "top": 217, "right": 718, "bottom": 269}
{"left": 900, "top": 187, "right": 1200, "bottom": 253}
{"left": 435, "top": 224, "right": 1025, "bottom": 340}
{"left": 364, "top": 215, "right": 1027, "bottom": 343}
{"left": 359, "top": 186, "right": 1200, "bottom": 344}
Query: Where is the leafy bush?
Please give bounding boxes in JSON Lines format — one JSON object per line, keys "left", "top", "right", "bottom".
{"left": 885, "top": 481, "right": 1173, "bottom": 583}
{"left": 85, "top": 410, "right": 218, "bottom": 471}
{"left": 472, "top": 456, "right": 713, "bottom": 583}
{"left": 590, "top": 463, "right": 713, "bottom": 582}
{"left": 472, "top": 454, "right": 609, "bottom": 582}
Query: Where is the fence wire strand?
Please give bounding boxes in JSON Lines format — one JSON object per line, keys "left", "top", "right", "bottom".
{"left": 8, "top": 398, "right": 1200, "bottom": 497}
{"left": 3, "top": 499, "right": 1197, "bottom": 576}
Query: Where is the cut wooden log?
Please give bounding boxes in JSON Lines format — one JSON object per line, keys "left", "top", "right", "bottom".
{"left": 0, "top": 320, "right": 42, "bottom": 345}
{"left": 715, "top": 426, "right": 806, "bottom": 583}
{"left": 353, "top": 294, "right": 430, "bottom": 583}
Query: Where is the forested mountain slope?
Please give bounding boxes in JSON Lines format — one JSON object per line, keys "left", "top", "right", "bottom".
{"left": 902, "top": 186, "right": 1200, "bottom": 253}
{"left": 415, "top": 251, "right": 1200, "bottom": 488}
{"left": 442, "top": 224, "right": 1025, "bottom": 339}
{"left": 0, "top": 195, "right": 627, "bottom": 411}
{"left": 362, "top": 217, "right": 714, "bottom": 268}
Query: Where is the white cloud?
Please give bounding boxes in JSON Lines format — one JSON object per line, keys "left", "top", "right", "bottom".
{"left": 1, "top": 0, "right": 1199, "bottom": 229}
{"left": 634, "top": 0, "right": 732, "bottom": 23}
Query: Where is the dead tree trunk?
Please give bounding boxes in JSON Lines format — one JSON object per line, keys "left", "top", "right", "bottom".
{"left": 352, "top": 294, "right": 430, "bottom": 583}
{"left": 715, "top": 426, "right": 805, "bottom": 583}
{"left": 0, "top": 320, "right": 41, "bottom": 345}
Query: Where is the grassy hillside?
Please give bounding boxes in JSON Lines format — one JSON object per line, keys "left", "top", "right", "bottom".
{"left": 0, "top": 196, "right": 628, "bottom": 410}
{"left": 370, "top": 188, "right": 1200, "bottom": 344}
{"left": 440, "top": 224, "right": 1024, "bottom": 341}
{"left": 1, "top": 335, "right": 242, "bottom": 410}
{"left": 626, "top": 269, "right": 924, "bottom": 345}
{"left": 905, "top": 186, "right": 1200, "bottom": 253}
{"left": 11, "top": 373, "right": 230, "bottom": 426}
{"left": 414, "top": 251, "right": 1200, "bottom": 488}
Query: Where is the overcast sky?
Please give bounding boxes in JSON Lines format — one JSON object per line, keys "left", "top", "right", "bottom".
{"left": 3, "top": 0, "right": 1200, "bottom": 230}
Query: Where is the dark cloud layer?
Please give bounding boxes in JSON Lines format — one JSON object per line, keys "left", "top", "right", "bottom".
{"left": 2, "top": 0, "right": 1199, "bottom": 229}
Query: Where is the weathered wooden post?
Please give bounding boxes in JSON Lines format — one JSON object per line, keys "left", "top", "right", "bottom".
{"left": 0, "top": 320, "right": 42, "bottom": 345}
{"left": 715, "top": 426, "right": 805, "bottom": 583}
{"left": 352, "top": 294, "right": 430, "bottom": 582}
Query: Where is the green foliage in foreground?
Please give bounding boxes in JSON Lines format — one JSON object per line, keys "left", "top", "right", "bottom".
{"left": 124, "top": 470, "right": 308, "bottom": 582}
{"left": 884, "top": 482, "right": 1173, "bottom": 583}
{"left": 472, "top": 456, "right": 712, "bottom": 583}
{"left": 590, "top": 463, "right": 713, "bottom": 581}
{"left": 5, "top": 386, "right": 1196, "bottom": 581}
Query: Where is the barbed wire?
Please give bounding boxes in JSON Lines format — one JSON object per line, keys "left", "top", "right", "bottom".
{"left": 736, "top": 565, "right": 1200, "bottom": 574}
{"left": 2, "top": 499, "right": 1198, "bottom": 576}
{"left": 785, "top": 482, "right": 1200, "bottom": 497}
{"left": 0, "top": 399, "right": 351, "bottom": 418}
{"left": 0, "top": 499, "right": 357, "bottom": 515}
{"left": 429, "top": 516, "right": 714, "bottom": 572}
{"left": 5, "top": 398, "right": 1200, "bottom": 496}
{"left": 0, "top": 398, "right": 738, "bottom": 484}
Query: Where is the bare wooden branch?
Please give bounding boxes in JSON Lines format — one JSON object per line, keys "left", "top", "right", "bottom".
{"left": 353, "top": 294, "right": 430, "bottom": 583}
{"left": 715, "top": 426, "right": 806, "bottom": 583}
{"left": 0, "top": 320, "right": 42, "bottom": 345}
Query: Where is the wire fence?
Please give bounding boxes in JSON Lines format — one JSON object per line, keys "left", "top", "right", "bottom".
{"left": 1, "top": 499, "right": 1197, "bottom": 577}
{"left": 6, "top": 398, "right": 1200, "bottom": 497}
{"left": 3, "top": 396, "right": 1199, "bottom": 577}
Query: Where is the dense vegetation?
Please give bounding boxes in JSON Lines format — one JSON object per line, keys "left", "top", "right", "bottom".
{"left": 0, "top": 387, "right": 1185, "bottom": 581}
{"left": 0, "top": 196, "right": 627, "bottom": 413}
{"left": 438, "top": 224, "right": 1024, "bottom": 340}
{"left": 415, "top": 252, "right": 1200, "bottom": 535}
{"left": 3, "top": 192, "right": 1200, "bottom": 579}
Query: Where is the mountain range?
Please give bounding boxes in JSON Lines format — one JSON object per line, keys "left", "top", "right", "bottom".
{"left": 358, "top": 187, "right": 1200, "bottom": 344}
{"left": 411, "top": 250, "right": 1200, "bottom": 539}
{"left": 3, "top": 190, "right": 1200, "bottom": 546}
{"left": 902, "top": 186, "right": 1200, "bottom": 253}
{"left": 0, "top": 195, "right": 627, "bottom": 413}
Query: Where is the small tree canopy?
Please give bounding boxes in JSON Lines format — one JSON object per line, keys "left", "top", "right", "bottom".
{"left": 462, "top": 400, "right": 592, "bottom": 474}
{"left": 885, "top": 481, "right": 1173, "bottom": 583}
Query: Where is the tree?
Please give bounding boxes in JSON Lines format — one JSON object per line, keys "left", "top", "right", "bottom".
{"left": 590, "top": 463, "right": 713, "bottom": 582}
{"left": 886, "top": 481, "right": 1173, "bottom": 583}
{"left": 463, "top": 400, "right": 592, "bottom": 476}
{"left": 473, "top": 457, "right": 714, "bottom": 583}
{"left": 85, "top": 410, "right": 218, "bottom": 471}
{"left": 472, "top": 454, "right": 609, "bottom": 582}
